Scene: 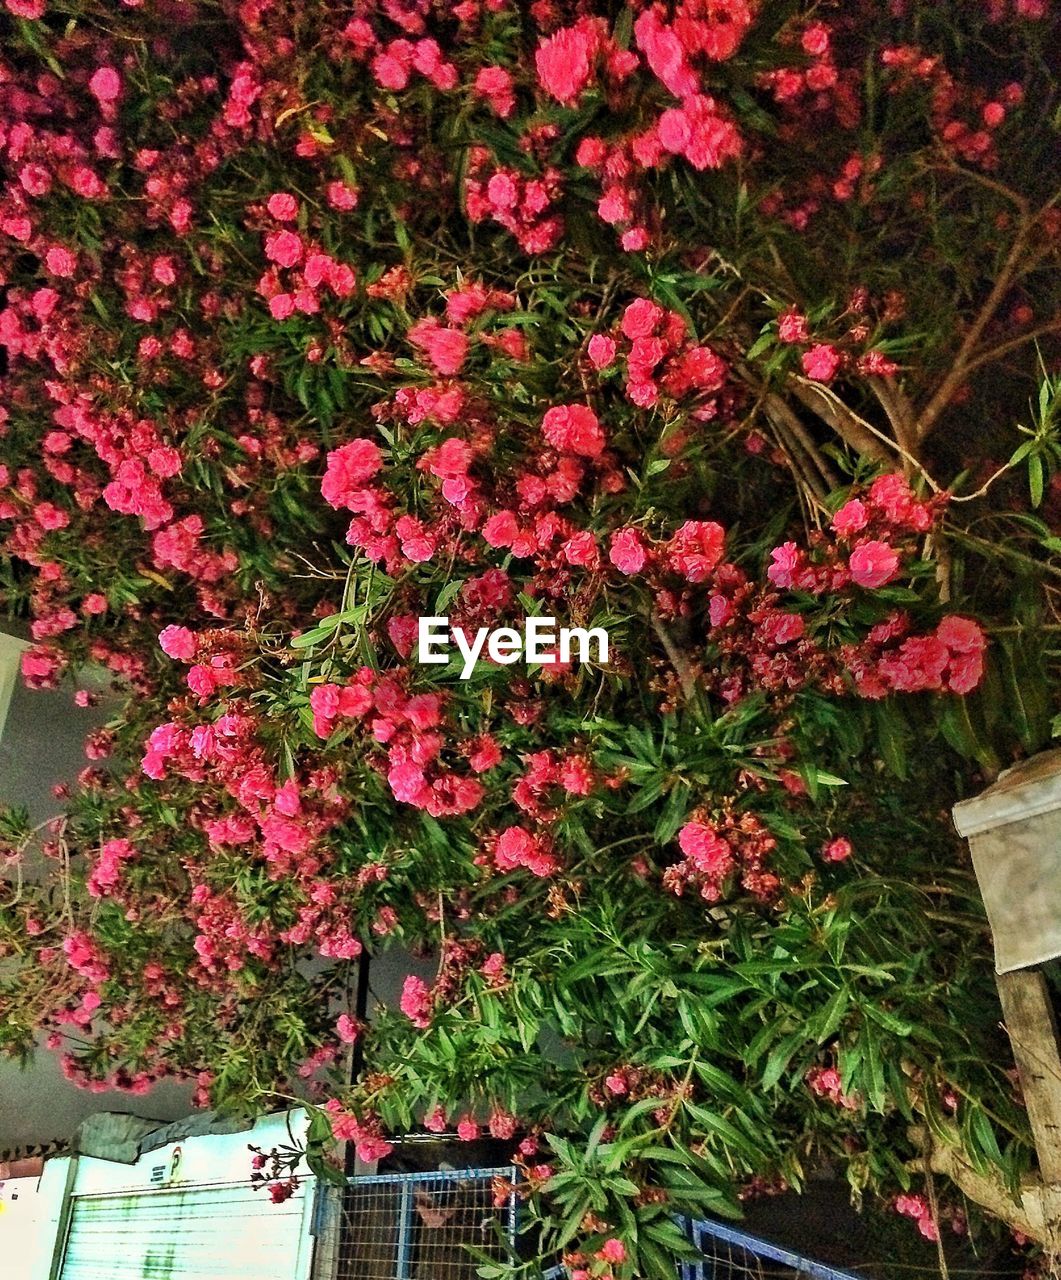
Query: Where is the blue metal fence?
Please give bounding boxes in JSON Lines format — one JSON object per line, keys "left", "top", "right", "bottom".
{"left": 330, "top": 1165, "right": 517, "bottom": 1279}
{"left": 541, "top": 1214, "right": 863, "bottom": 1280}
{"left": 681, "top": 1216, "right": 863, "bottom": 1279}
{"left": 329, "top": 1168, "right": 863, "bottom": 1280}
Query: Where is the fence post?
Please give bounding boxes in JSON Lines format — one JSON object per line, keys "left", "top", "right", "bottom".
{"left": 395, "top": 1180, "right": 413, "bottom": 1280}
{"left": 953, "top": 749, "right": 1061, "bottom": 1248}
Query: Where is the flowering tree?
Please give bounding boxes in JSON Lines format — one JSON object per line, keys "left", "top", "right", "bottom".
{"left": 0, "top": 0, "right": 1059, "bottom": 1275}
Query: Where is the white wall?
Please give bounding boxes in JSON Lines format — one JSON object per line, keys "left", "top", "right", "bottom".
{"left": 3, "top": 1111, "right": 313, "bottom": 1280}
{"left": 69, "top": 1109, "right": 310, "bottom": 1196}
{"left": 1, "top": 1170, "right": 52, "bottom": 1280}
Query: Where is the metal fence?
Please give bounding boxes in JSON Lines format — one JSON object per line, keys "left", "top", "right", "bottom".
{"left": 680, "top": 1217, "right": 862, "bottom": 1280}
{"left": 537, "top": 1213, "right": 863, "bottom": 1280}
{"left": 314, "top": 1167, "right": 517, "bottom": 1280}
{"left": 316, "top": 1168, "right": 863, "bottom": 1280}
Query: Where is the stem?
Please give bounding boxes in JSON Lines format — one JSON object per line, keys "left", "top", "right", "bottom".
{"left": 651, "top": 611, "right": 697, "bottom": 703}
{"left": 917, "top": 202, "right": 1058, "bottom": 440}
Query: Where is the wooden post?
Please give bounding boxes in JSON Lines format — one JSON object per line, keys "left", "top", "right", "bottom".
{"left": 996, "top": 970, "right": 1061, "bottom": 1246}
{"left": 952, "top": 752, "right": 1061, "bottom": 1249}
{"left": 997, "top": 972, "right": 1061, "bottom": 1184}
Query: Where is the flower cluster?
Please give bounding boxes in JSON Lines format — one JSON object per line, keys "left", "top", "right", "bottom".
{"left": 0, "top": 0, "right": 1051, "bottom": 1270}
{"left": 669, "top": 812, "right": 779, "bottom": 904}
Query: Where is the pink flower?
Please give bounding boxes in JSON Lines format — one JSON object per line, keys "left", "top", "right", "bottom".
{"left": 767, "top": 542, "right": 803, "bottom": 590}
{"left": 424, "top": 1106, "right": 448, "bottom": 1133}
{"left": 488, "top": 1108, "right": 517, "bottom": 1140}
{"left": 408, "top": 320, "right": 469, "bottom": 376}
{"left": 896, "top": 1194, "right": 929, "bottom": 1219}
{"left": 849, "top": 540, "right": 900, "bottom": 589}
{"left": 326, "top": 181, "right": 359, "bottom": 211}
{"left": 264, "top": 230, "right": 303, "bottom": 268}
{"left": 634, "top": 8, "right": 699, "bottom": 97}
{"left": 20, "top": 163, "right": 51, "bottom": 196}
{"left": 832, "top": 499, "right": 868, "bottom": 536}
{"left": 372, "top": 46, "right": 412, "bottom": 91}
{"left": 563, "top": 530, "right": 600, "bottom": 568}
{"left": 677, "top": 820, "right": 733, "bottom": 878}
{"left": 777, "top": 310, "right": 809, "bottom": 343}
{"left": 469, "top": 736, "right": 503, "bottom": 772}
{"left": 917, "top": 1215, "right": 940, "bottom": 1243}
{"left": 709, "top": 594, "right": 733, "bottom": 626}
{"left": 399, "top": 975, "right": 433, "bottom": 1028}
{"left": 541, "top": 404, "right": 605, "bottom": 458}
{"left": 821, "top": 837, "right": 852, "bottom": 863}
{"left": 668, "top": 520, "right": 725, "bottom": 582}
{"left": 158, "top": 626, "right": 197, "bottom": 661}
{"left": 45, "top": 246, "right": 77, "bottom": 277}
{"left": 802, "top": 23, "right": 831, "bottom": 55}
{"left": 356, "top": 1135, "right": 393, "bottom": 1163}
{"left": 657, "top": 95, "right": 742, "bottom": 170}
{"left": 266, "top": 192, "right": 299, "bottom": 221}
{"left": 588, "top": 333, "right": 617, "bottom": 369}
{"left": 621, "top": 297, "right": 664, "bottom": 340}
{"left": 336, "top": 1014, "right": 360, "bottom": 1044}
{"left": 89, "top": 68, "right": 122, "bottom": 103}
{"left": 858, "top": 351, "right": 899, "bottom": 378}
{"left": 483, "top": 510, "right": 519, "bottom": 548}
{"left": 936, "top": 616, "right": 985, "bottom": 654}
{"left": 456, "top": 1116, "right": 480, "bottom": 1142}
{"left": 474, "top": 66, "right": 515, "bottom": 118}
{"left": 609, "top": 528, "right": 647, "bottom": 575}
{"left": 321, "top": 439, "right": 383, "bottom": 509}
{"left": 269, "top": 293, "right": 295, "bottom": 320}
{"left": 6, "top": 0, "right": 46, "bottom": 17}
{"left": 947, "top": 651, "right": 984, "bottom": 695}
{"left": 600, "top": 1240, "right": 626, "bottom": 1264}
{"left": 494, "top": 826, "right": 558, "bottom": 878}
{"left": 801, "top": 344, "right": 842, "bottom": 382}
{"left": 536, "top": 22, "right": 596, "bottom": 105}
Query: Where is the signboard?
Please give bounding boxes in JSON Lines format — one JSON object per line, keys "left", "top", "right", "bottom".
{"left": 953, "top": 749, "right": 1061, "bottom": 973}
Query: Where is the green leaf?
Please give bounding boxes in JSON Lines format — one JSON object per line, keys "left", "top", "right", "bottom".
{"left": 813, "top": 988, "right": 850, "bottom": 1044}
{"left": 745, "top": 329, "right": 775, "bottom": 361}
{"left": 762, "top": 1030, "right": 805, "bottom": 1090}
{"left": 290, "top": 624, "right": 336, "bottom": 649}
{"left": 1029, "top": 453, "right": 1045, "bottom": 507}
{"left": 862, "top": 1004, "right": 913, "bottom": 1038}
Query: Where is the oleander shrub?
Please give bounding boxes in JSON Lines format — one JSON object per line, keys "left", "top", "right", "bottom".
{"left": 0, "top": 0, "right": 1059, "bottom": 1275}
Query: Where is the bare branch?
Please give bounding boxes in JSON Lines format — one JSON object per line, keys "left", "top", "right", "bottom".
{"left": 958, "top": 318, "right": 1061, "bottom": 383}
{"left": 651, "top": 611, "right": 697, "bottom": 703}
{"left": 909, "top": 1124, "right": 1057, "bottom": 1247}
{"left": 787, "top": 379, "right": 892, "bottom": 463}
{"left": 763, "top": 393, "right": 838, "bottom": 494}
{"left": 792, "top": 378, "right": 943, "bottom": 491}
{"left": 870, "top": 378, "right": 918, "bottom": 459}
{"left": 918, "top": 203, "right": 1059, "bottom": 440}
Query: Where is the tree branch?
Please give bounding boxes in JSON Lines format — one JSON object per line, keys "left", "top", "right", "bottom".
{"left": 870, "top": 378, "right": 918, "bottom": 460}
{"left": 958, "top": 318, "right": 1061, "bottom": 383}
{"left": 763, "top": 393, "right": 838, "bottom": 495}
{"left": 917, "top": 207, "right": 1058, "bottom": 440}
{"left": 909, "top": 1125, "right": 1057, "bottom": 1247}
{"left": 651, "top": 611, "right": 697, "bottom": 703}
{"left": 788, "top": 379, "right": 892, "bottom": 463}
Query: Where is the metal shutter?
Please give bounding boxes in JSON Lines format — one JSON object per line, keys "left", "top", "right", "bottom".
{"left": 59, "top": 1181, "right": 311, "bottom": 1280}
